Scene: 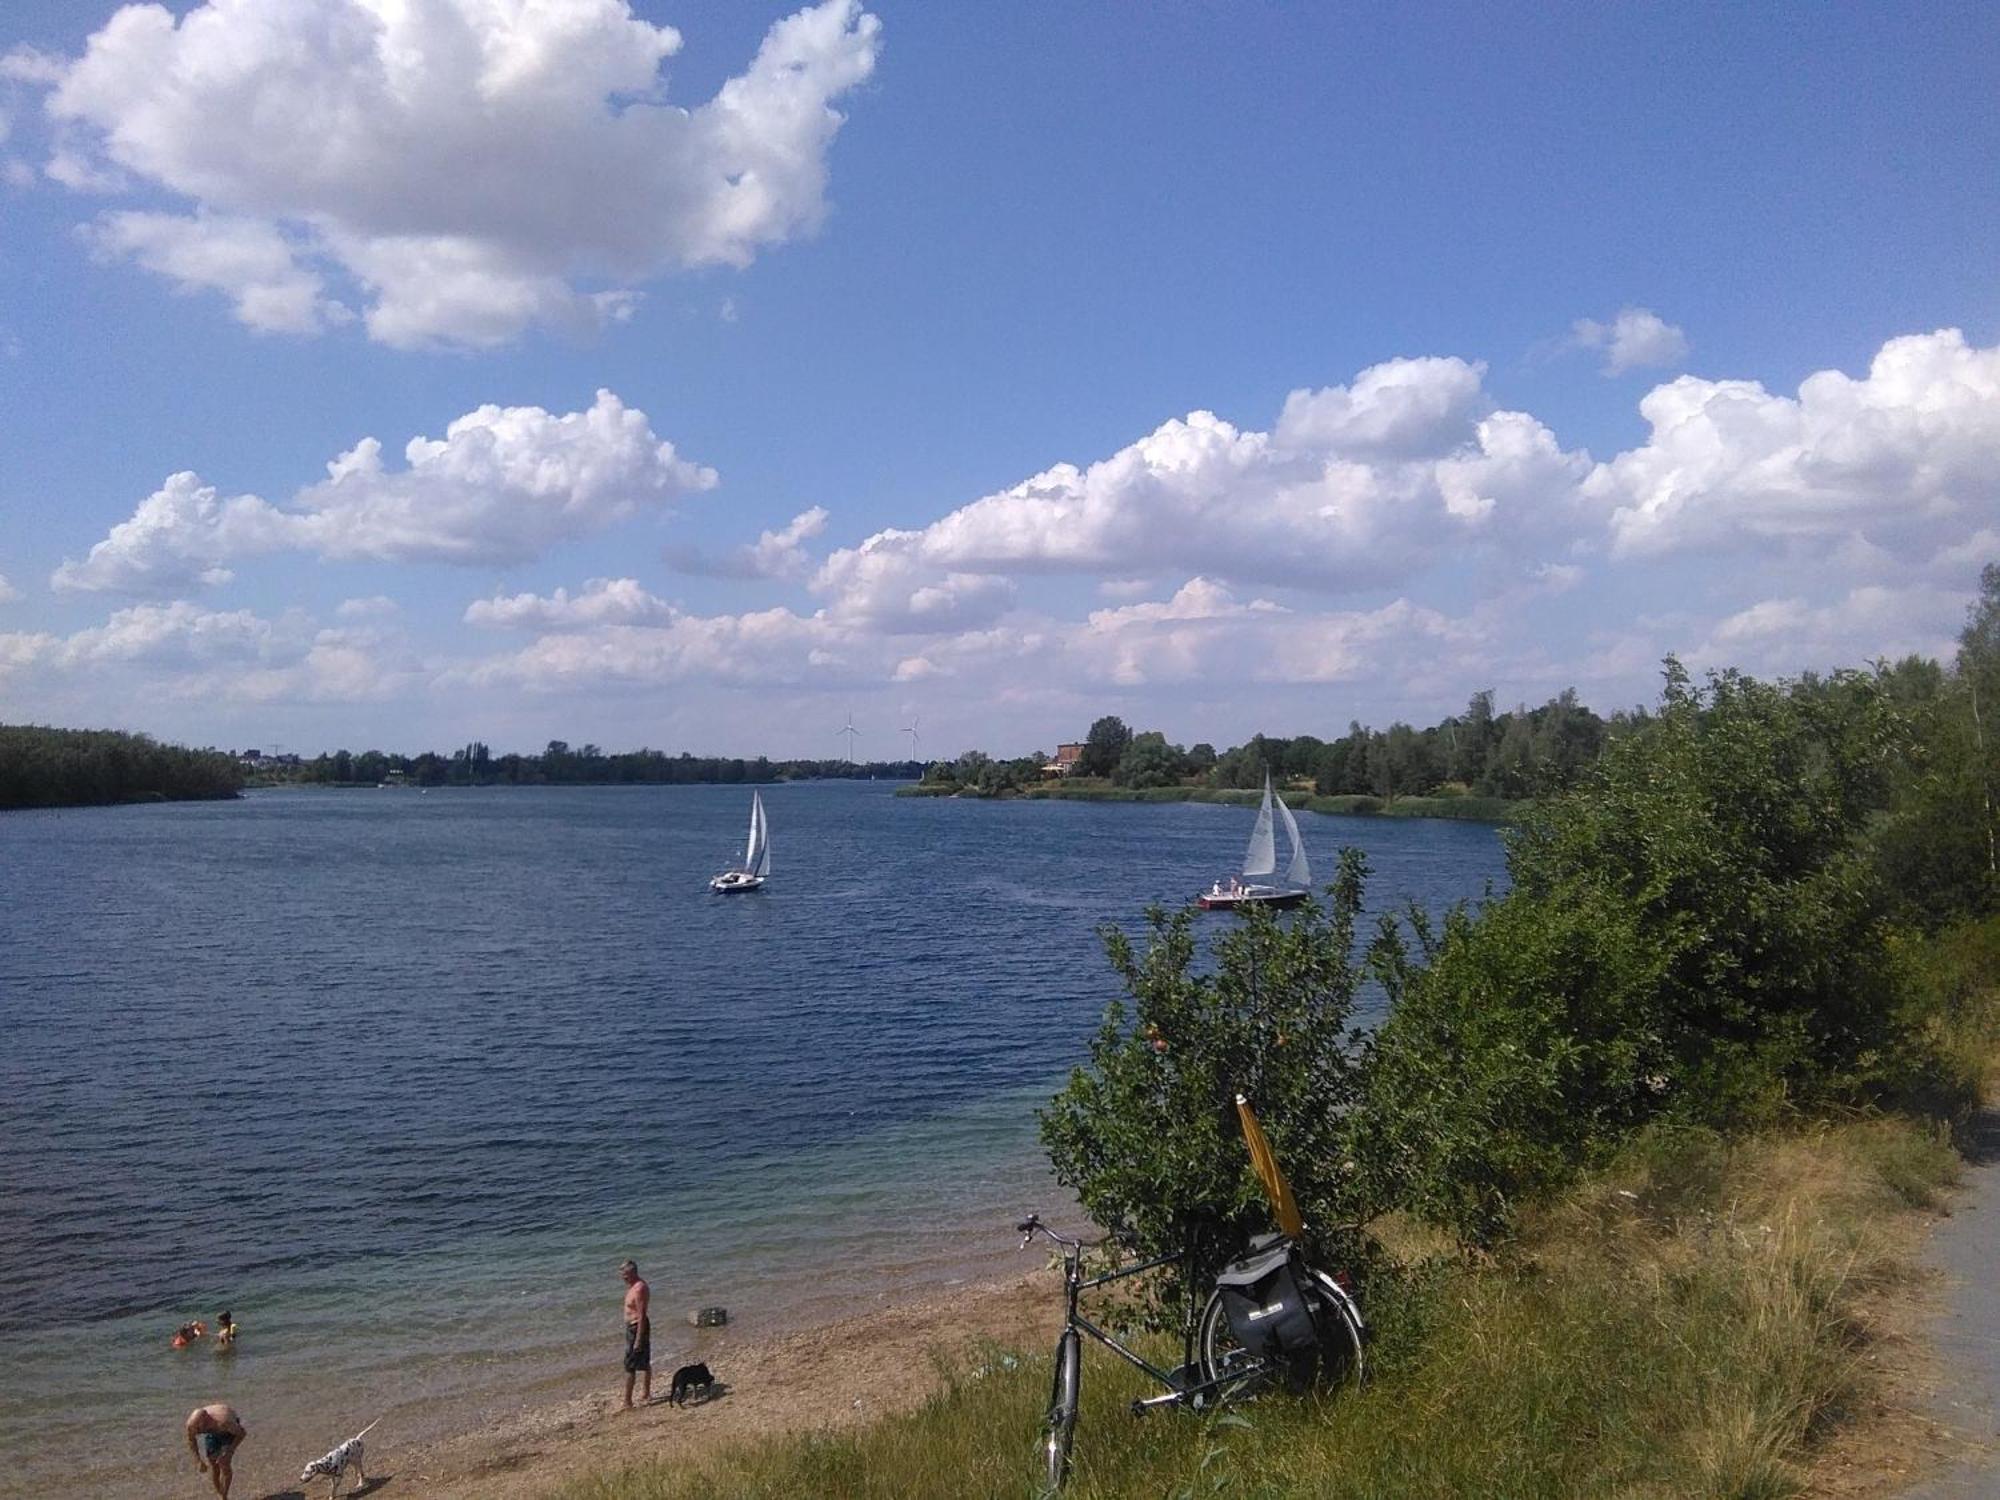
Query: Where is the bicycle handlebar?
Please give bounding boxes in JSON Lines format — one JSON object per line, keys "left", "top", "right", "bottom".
{"left": 1015, "top": 1212, "right": 1097, "bottom": 1253}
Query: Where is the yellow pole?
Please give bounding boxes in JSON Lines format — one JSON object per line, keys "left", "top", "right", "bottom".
{"left": 1235, "top": 1093, "right": 1305, "bottom": 1238}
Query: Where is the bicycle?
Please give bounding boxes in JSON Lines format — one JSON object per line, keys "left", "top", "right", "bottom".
{"left": 1016, "top": 1213, "right": 1365, "bottom": 1493}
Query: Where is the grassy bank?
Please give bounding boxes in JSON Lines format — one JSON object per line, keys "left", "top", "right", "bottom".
{"left": 551, "top": 1113, "right": 1961, "bottom": 1500}
{"left": 897, "top": 779, "right": 1524, "bottom": 823}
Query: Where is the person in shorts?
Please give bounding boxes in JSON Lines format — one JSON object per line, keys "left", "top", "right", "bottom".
{"left": 184, "top": 1403, "right": 245, "bottom": 1498}
{"left": 620, "top": 1258, "right": 652, "bottom": 1408}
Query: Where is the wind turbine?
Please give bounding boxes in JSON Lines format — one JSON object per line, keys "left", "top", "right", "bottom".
{"left": 837, "top": 712, "right": 860, "bottom": 763}
{"left": 902, "top": 715, "right": 921, "bottom": 756}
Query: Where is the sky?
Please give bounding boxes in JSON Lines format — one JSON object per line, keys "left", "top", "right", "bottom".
{"left": 0, "top": 1, "right": 1995, "bottom": 760}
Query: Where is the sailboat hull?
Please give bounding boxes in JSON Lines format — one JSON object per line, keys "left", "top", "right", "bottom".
{"left": 1197, "top": 887, "right": 1308, "bottom": 911}
{"left": 709, "top": 872, "right": 766, "bottom": 893}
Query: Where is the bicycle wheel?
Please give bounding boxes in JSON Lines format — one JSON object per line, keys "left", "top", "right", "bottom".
{"left": 1042, "top": 1328, "right": 1081, "bottom": 1493}
{"left": 1197, "top": 1264, "right": 1364, "bottom": 1400}
{"left": 1301, "top": 1268, "right": 1365, "bottom": 1390}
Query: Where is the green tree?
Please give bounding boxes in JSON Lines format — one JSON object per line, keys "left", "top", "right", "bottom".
{"left": 1362, "top": 660, "right": 1907, "bottom": 1244}
{"left": 1078, "top": 715, "right": 1133, "bottom": 777}
{"left": 1114, "top": 730, "right": 1184, "bottom": 788}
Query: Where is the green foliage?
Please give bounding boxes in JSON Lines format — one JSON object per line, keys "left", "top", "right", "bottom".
{"left": 1361, "top": 661, "right": 1909, "bottom": 1243}
{"left": 0, "top": 724, "right": 243, "bottom": 810}
{"left": 1112, "top": 730, "right": 1186, "bottom": 788}
{"left": 1038, "top": 851, "right": 1374, "bottom": 1311}
{"left": 1079, "top": 715, "right": 1134, "bottom": 777}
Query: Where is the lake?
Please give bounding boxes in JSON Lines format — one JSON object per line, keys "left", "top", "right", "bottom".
{"left": 0, "top": 782, "right": 1508, "bottom": 1497}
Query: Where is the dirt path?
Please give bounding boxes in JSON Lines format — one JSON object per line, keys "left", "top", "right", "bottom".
{"left": 257, "top": 1273, "right": 1055, "bottom": 1500}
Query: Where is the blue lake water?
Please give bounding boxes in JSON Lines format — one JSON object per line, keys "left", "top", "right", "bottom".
{"left": 0, "top": 782, "right": 1508, "bottom": 1497}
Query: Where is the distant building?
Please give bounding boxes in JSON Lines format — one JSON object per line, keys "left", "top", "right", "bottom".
{"left": 1042, "top": 741, "right": 1086, "bottom": 778}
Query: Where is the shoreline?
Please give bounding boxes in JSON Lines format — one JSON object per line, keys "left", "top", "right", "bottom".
{"left": 896, "top": 782, "right": 1525, "bottom": 823}
{"left": 174, "top": 1270, "right": 1055, "bottom": 1500}
{"left": 396, "top": 1271, "right": 1053, "bottom": 1500}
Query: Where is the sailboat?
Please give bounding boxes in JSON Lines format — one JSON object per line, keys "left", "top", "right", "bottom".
{"left": 709, "top": 790, "right": 771, "bottom": 893}
{"left": 1198, "top": 774, "right": 1311, "bottom": 910}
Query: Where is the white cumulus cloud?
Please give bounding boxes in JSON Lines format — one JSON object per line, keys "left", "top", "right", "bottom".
{"left": 24, "top": 0, "right": 881, "bottom": 347}
{"left": 1586, "top": 328, "right": 2000, "bottom": 566}
{"left": 465, "top": 577, "right": 676, "bottom": 630}
{"left": 666, "top": 506, "right": 830, "bottom": 580}
{"left": 87, "top": 211, "right": 347, "bottom": 335}
{"left": 0, "top": 572, "right": 18, "bottom": 603}
{"left": 809, "top": 355, "right": 1590, "bottom": 625}
{"left": 1570, "top": 307, "right": 1690, "bottom": 376}
{"left": 54, "top": 390, "right": 715, "bottom": 594}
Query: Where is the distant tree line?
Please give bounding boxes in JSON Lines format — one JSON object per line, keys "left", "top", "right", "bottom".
{"left": 0, "top": 725, "right": 243, "bottom": 810}
{"left": 921, "top": 688, "right": 1616, "bottom": 801}
{"left": 286, "top": 740, "right": 923, "bottom": 788}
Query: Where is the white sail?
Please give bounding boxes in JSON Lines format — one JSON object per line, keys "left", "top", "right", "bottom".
{"left": 1275, "top": 789, "right": 1311, "bottom": 887}
{"left": 1241, "top": 776, "right": 1277, "bottom": 878}
{"left": 745, "top": 791, "right": 771, "bottom": 877}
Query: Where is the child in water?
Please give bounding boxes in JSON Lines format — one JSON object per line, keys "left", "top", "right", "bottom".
{"left": 172, "top": 1320, "right": 207, "bottom": 1348}
{"left": 214, "top": 1312, "right": 237, "bottom": 1350}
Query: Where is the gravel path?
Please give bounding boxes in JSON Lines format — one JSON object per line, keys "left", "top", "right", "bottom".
{"left": 1901, "top": 1108, "right": 2000, "bottom": 1498}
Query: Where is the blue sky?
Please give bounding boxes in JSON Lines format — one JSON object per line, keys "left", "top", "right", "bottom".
{"left": 0, "top": 0, "right": 1995, "bottom": 758}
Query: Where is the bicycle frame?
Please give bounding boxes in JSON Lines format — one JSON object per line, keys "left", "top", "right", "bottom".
{"left": 1024, "top": 1218, "right": 1264, "bottom": 1414}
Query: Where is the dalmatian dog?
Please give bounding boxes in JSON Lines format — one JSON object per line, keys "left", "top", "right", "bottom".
{"left": 298, "top": 1417, "right": 379, "bottom": 1498}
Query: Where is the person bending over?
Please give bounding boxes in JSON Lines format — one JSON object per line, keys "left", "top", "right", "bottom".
{"left": 184, "top": 1403, "right": 245, "bottom": 1498}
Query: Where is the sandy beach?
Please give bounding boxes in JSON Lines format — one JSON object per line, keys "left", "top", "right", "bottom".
{"left": 282, "top": 1273, "right": 1053, "bottom": 1500}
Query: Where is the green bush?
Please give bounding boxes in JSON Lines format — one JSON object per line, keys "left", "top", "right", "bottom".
{"left": 1039, "top": 851, "right": 1375, "bottom": 1312}
{"left": 1359, "top": 662, "right": 1909, "bottom": 1244}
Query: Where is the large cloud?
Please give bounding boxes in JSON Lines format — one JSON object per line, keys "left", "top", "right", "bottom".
{"left": 464, "top": 574, "right": 1479, "bottom": 702}
{"left": 54, "top": 390, "right": 715, "bottom": 594}
{"left": 807, "top": 356, "right": 1590, "bottom": 621}
{"left": 0, "top": 599, "right": 420, "bottom": 702}
{"left": 22, "top": 0, "right": 881, "bottom": 347}
{"left": 1587, "top": 328, "right": 2000, "bottom": 566}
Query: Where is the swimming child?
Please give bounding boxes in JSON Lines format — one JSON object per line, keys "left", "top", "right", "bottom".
{"left": 172, "top": 1320, "right": 208, "bottom": 1349}
{"left": 214, "top": 1312, "right": 237, "bottom": 1350}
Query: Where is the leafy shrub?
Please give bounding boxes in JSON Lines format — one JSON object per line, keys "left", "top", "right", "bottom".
{"left": 1039, "top": 851, "right": 1375, "bottom": 1314}
{"left": 1359, "top": 662, "right": 1909, "bottom": 1243}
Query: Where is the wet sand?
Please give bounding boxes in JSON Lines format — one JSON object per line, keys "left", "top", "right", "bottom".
{"left": 236, "top": 1273, "right": 1055, "bottom": 1500}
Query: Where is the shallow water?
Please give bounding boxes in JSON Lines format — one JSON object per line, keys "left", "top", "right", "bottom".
{"left": 0, "top": 782, "right": 1507, "bottom": 1496}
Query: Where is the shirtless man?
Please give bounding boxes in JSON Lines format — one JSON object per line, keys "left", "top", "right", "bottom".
{"left": 184, "top": 1403, "right": 245, "bottom": 1498}
{"left": 619, "top": 1259, "right": 652, "bottom": 1408}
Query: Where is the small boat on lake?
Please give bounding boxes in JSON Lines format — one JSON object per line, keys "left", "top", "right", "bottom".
{"left": 1199, "top": 774, "right": 1310, "bottom": 911}
{"left": 710, "top": 790, "right": 771, "bottom": 893}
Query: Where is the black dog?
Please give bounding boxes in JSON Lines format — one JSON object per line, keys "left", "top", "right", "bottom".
{"left": 668, "top": 1361, "right": 715, "bottom": 1405}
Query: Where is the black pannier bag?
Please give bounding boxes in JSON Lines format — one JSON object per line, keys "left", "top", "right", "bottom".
{"left": 1213, "top": 1237, "right": 1321, "bottom": 1387}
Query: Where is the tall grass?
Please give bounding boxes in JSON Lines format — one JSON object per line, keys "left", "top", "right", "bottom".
{"left": 554, "top": 1118, "right": 1956, "bottom": 1500}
